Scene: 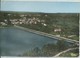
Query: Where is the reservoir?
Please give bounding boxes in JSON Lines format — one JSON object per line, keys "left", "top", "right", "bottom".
{"left": 0, "top": 27, "right": 72, "bottom": 56}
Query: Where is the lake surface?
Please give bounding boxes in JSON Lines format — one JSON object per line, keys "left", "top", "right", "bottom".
{"left": 0, "top": 27, "right": 59, "bottom": 56}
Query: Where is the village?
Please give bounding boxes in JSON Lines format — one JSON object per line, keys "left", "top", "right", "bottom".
{"left": 0, "top": 14, "right": 47, "bottom": 26}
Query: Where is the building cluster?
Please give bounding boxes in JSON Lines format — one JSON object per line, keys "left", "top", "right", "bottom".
{"left": 0, "top": 14, "right": 47, "bottom": 26}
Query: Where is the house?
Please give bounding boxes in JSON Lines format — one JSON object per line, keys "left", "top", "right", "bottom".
{"left": 19, "top": 22, "right": 23, "bottom": 24}
{"left": 4, "top": 19, "right": 7, "bottom": 22}
{"left": 41, "top": 23, "right": 47, "bottom": 26}
{"left": 54, "top": 28, "right": 61, "bottom": 32}
{"left": 0, "top": 22, "right": 7, "bottom": 25}
{"left": 37, "top": 19, "right": 40, "bottom": 22}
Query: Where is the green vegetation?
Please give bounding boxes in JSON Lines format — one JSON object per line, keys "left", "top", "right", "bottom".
{"left": 21, "top": 40, "right": 78, "bottom": 57}
{"left": 20, "top": 13, "right": 79, "bottom": 41}
{"left": 59, "top": 48, "right": 79, "bottom": 57}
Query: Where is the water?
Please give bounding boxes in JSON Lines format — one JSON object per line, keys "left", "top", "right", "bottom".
{"left": 0, "top": 27, "right": 58, "bottom": 56}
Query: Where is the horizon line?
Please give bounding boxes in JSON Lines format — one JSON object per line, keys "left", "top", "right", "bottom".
{"left": 1, "top": 10, "right": 80, "bottom": 13}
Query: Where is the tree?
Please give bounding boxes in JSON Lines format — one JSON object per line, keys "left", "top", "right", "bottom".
{"left": 57, "top": 40, "right": 68, "bottom": 51}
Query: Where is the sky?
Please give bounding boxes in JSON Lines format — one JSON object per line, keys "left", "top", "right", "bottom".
{"left": 1, "top": 1, "right": 80, "bottom": 13}
{"left": 1, "top": 0, "right": 80, "bottom": 2}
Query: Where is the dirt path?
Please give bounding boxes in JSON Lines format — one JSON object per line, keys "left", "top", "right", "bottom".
{"left": 54, "top": 47, "right": 78, "bottom": 57}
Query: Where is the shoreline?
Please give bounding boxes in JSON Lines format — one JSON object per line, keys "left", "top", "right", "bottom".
{"left": 0, "top": 26, "right": 79, "bottom": 45}
{"left": 14, "top": 25, "right": 79, "bottom": 45}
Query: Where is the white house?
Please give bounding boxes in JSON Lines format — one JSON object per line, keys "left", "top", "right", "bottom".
{"left": 54, "top": 28, "right": 61, "bottom": 32}
{"left": 0, "top": 22, "right": 7, "bottom": 25}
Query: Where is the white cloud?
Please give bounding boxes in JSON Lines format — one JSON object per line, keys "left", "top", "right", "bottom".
{"left": 1, "top": 0, "right": 80, "bottom": 2}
